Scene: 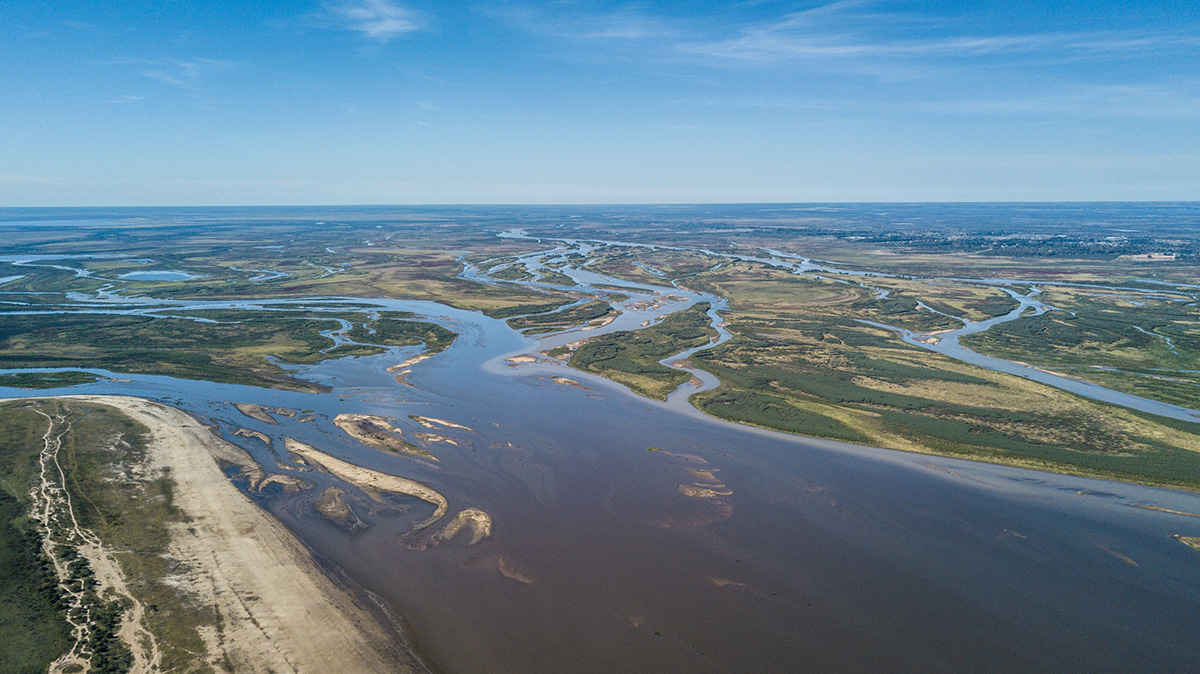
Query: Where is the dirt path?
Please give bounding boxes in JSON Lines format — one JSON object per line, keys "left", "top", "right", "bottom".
{"left": 28, "top": 407, "right": 162, "bottom": 674}
{"left": 12, "top": 396, "right": 421, "bottom": 674}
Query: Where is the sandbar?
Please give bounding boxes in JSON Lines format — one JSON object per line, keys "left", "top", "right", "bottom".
{"left": 284, "top": 437, "right": 448, "bottom": 532}
{"left": 334, "top": 413, "right": 435, "bottom": 460}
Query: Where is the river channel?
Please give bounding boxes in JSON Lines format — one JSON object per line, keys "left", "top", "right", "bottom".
{"left": 1, "top": 233, "right": 1199, "bottom": 673}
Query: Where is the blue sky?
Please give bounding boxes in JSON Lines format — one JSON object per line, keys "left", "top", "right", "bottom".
{"left": 1, "top": 1, "right": 1198, "bottom": 205}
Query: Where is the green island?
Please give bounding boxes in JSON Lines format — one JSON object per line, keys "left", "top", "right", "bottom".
{"left": 568, "top": 303, "right": 715, "bottom": 400}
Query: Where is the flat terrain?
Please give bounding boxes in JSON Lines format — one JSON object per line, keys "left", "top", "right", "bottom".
{"left": 1, "top": 204, "right": 1198, "bottom": 489}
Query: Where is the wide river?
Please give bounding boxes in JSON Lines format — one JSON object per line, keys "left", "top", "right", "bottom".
{"left": 2, "top": 235, "right": 1199, "bottom": 673}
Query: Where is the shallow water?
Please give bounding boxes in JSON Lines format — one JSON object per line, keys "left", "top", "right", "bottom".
{"left": 1, "top": 232, "right": 1199, "bottom": 673}
{"left": 118, "top": 270, "right": 200, "bottom": 281}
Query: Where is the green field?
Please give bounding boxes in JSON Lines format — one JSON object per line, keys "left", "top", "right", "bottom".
{"left": 0, "top": 311, "right": 458, "bottom": 392}
{"left": 569, "top": 303, "right": 715, "bottom": 400}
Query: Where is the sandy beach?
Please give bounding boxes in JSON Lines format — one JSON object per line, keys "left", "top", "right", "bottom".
{"left": 8, "top": 395, "right": 420, "bottom": 674}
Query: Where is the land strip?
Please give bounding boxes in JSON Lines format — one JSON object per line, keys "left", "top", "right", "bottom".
{"left": 1, "top": 396, "right": 420, "bottom": 674}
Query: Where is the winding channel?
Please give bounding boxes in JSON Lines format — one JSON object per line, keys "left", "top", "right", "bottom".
{"left": 0, "top": 233, "right": 1199, "bottom": 673}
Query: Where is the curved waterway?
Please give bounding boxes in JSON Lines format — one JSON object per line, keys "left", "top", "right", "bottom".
{"left": 498, "top": 228, "right": 1200, "bottom": 421}
{"left": 1, "top": 238, "right": 1199, "bottom": 673}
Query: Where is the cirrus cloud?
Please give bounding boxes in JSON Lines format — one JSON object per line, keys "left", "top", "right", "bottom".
{"left": 327, "top": 0, "right": 421, "bottom": 41}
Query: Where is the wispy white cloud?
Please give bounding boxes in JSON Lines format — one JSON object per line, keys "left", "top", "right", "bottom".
{"left": 326, "top": 0, "right": 420, "bottom": 41}
{"left": 483, "top": 4, "right": 677, "bottom": 42}
{"left": 673, "top": 0, "right": 1200, "bottom": 65}
{"left": 496, "top": 1, "right": 1198, "bottom": 72}
{"left": 685, "top": 23, "right": 1200, "bottom": 64}
{"left": 111, "top": 57, "right": 235, "bottom": 89}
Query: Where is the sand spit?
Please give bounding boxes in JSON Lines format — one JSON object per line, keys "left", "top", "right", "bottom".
{"left": 549, "top": 376, "right": 594, "bottom": 390}
{"left": 431, "top": 508, "right": 493, "bottom": 546}
{"left": 677, "top": 484, "right": 733, "bottom": 499}
{"left": 386, "top": 353, "right": 433, "bottom": 385}
{"left": 505, "top": 354, "right": 539, "bottom": 364}
{"left": 234, "top": 403, "right": 295, "bottom": 424}
{"left": 254, "top": 473, "right": 310, "bottom": 494}
{"left": 233, "top": 427, "right": 272, "bottom": 445}
{"left": 334, "top": 413, "right": 434, "bottom": 460}
{"left": 387, "top": 353, "right": 432, "bottom": 373}
{"left": 410, "top": 415, "right": 473, "bottom": 432}
{"left": 415, "top": 432, "right": 465, "bottom": 447}
{"left": 284, "top": 438, "right": 448, "bottom": 533}
{"left": 1174, "top": 535, "right": 1200, "bottom": 552}
{"left": 235, "top": 402, "right": 278, "bottom": 424}
{"left": 1131, "top": 504, "right": 1200, "bottom": 519}
{"left": 32, "top": 395, "right": 416, "bottom": 674}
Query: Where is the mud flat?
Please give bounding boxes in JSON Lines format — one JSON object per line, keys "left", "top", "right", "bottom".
{"left": 28, "top": 395, "right": 416, "bottom": 674}
{"left": 284, "top": 437, "right": 449, "bottom": 533}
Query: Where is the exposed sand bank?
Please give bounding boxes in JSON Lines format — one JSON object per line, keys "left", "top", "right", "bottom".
{"left": 387, "top": 353, "right": 432, "bottom": 373}
{"left": 387, "top": 353, "right": 432, "bottom": 385}
{"left": 284, "top": 437, "right": 449, "bottom": 533}
{"left": 431, "top": 508, "right": 493, "bottom": 546}
{"left": 12, "top": 395, "right": 417, "bottom": 674}
{"left": 334, "top": 413, "right": 434, "bottom": 460}
{"left": 233, "top": 427, "right": 272, "bottom": 445}
{"left": 410, "top": 415, "right": 474, "bottom": 432}
{"left": 233, "top": 403, "right": 295, "bottom": 424}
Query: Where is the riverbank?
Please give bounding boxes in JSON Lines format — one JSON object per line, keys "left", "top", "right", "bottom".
{"left": 4, "top": 395, "right": 420, "bottom": 674}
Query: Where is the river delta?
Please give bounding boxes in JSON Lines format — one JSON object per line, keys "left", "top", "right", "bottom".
{"left": 2, "top": 205, "right": 1199, "bottom": 673}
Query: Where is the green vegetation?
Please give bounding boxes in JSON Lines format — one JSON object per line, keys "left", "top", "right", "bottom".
{"left": 961, "top": 287, "right": 1200, "bottom": 408}
{"left": 491, "top": 264, "right": 533, "bottom": 281}
{"left": 0, "top": 371, "right": 100, "bottom": 389}
{"left": 484, "top": 300, "right": 574, "bottom": 319}
{"left": 0, "top": 400, "right": 218, "bottom": 674}
{"left": 0, "top": 404, "right": 72, "bottom": 674}
{"left": 2, "top": 209, "right": 1199, "bottom": 490}
{"left": 570, "top": 303, "right": 715, "bottom": 400}
{"left": 687, "top": 303, "right": 1200, "bottom": 488}
{"left": 347, "top": 317, "right": 457, "bottom": 354}
{"left": 534, "top": 269, "right": 577, "bottom": 286}
{"left": 507, "top": 300, "right": 614, "bottom": 332}
{"left": 0, "top": 312, "right": 458, "bottom": 392}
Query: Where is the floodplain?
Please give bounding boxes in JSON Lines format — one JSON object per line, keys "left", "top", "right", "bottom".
{"left": 1, "top": 204, "right": 1199, "bottom": 673}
